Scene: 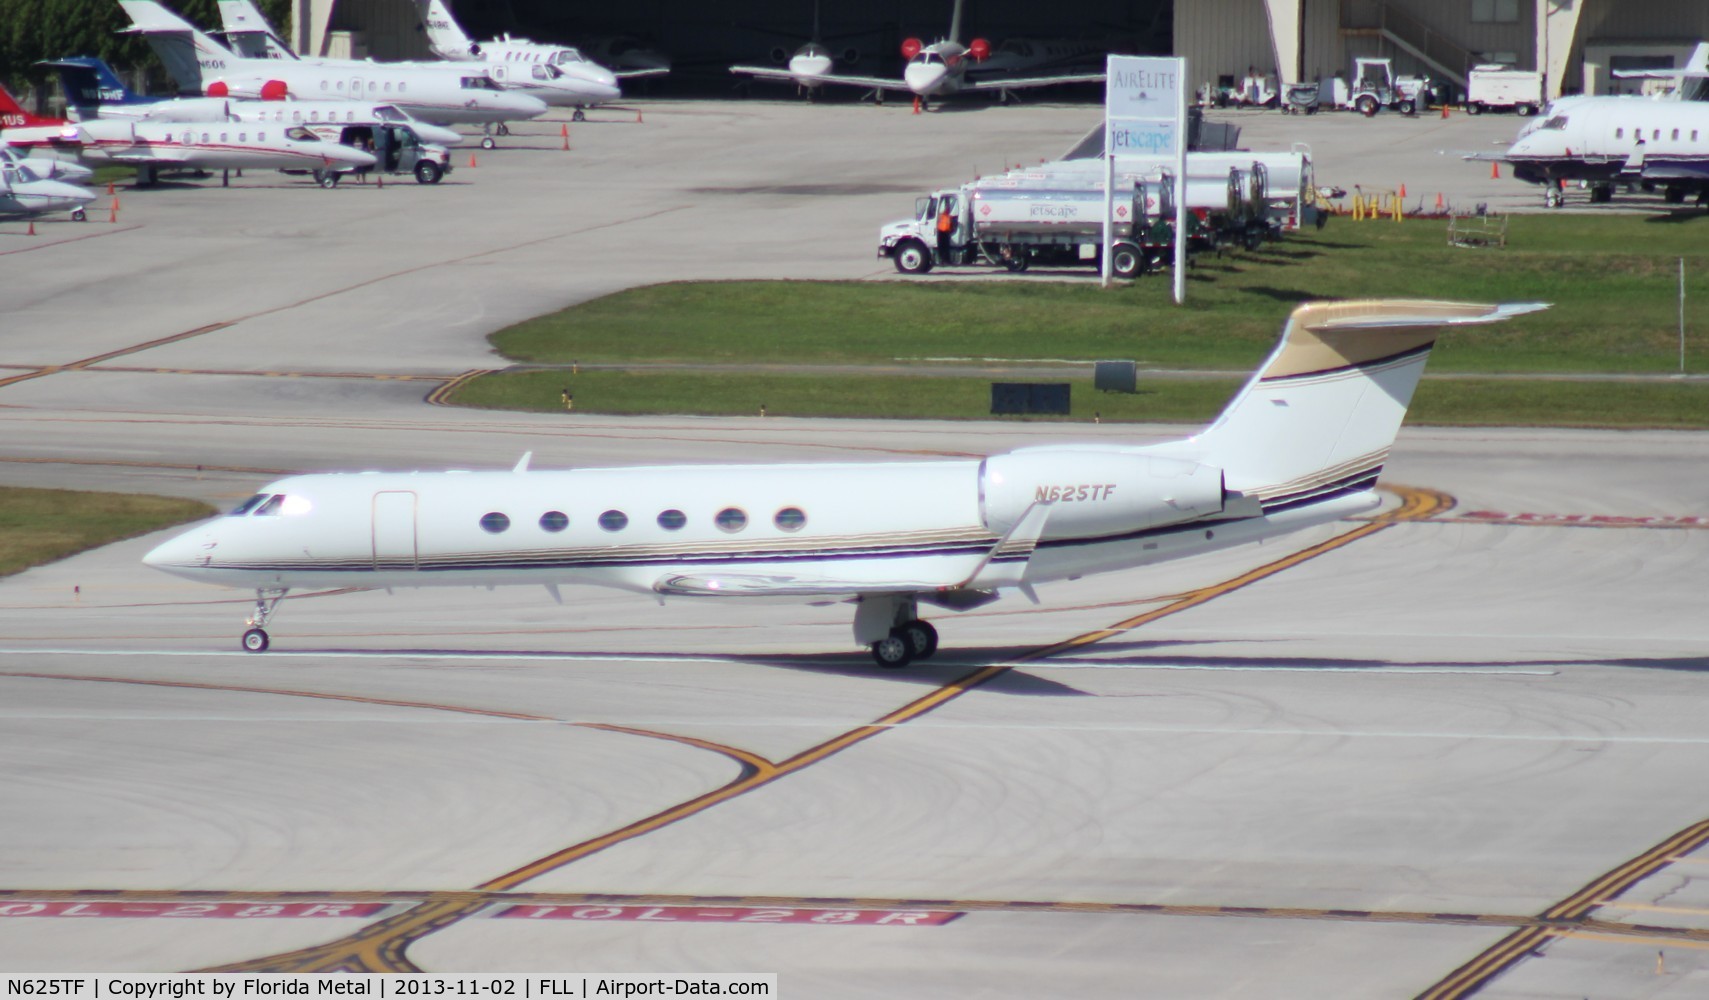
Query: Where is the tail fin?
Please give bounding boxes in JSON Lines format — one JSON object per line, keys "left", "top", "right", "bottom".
{"left": 1195, "top": 300, "right": 1547, "bottom": 511}
{"left": 120, "top": 0, "right": 242, "bottom": 94}
{"left": 41, "top": 59, "right": 140, "bottom": 120}
{"left": 216, "top": 0, "right": 298, "bottom": 60}
{"left": 0, "top": 82, "right": 58, "bottom": 128}
{"left": 419, "top": 0, "right": 481, "bottom": 60}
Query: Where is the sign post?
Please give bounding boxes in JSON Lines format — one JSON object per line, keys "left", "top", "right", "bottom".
{"left": 1104, "top": 54, "right": 1187, "bottom": 303}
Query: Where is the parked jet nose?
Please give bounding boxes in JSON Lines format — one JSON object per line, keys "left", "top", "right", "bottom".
{"left": 316, "top": 143, "right": 378, "bottom": 170}
{"left": 413, "top": 122, "right": 464, "bottom": 146}
{"left": 904, "top": 60, "right": 949, "bottom": 96}
{"left": 32, "top": 180, "right": 95, "bottom": 213}
{"left": 791, "top": 52, "right": 833, "bottom": 79}
{"left": 496, "top": 91, "right": 550, "bottom": 119}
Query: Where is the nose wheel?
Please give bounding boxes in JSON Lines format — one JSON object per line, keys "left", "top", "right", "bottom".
{"left": 241, "top": 588, "right": 288, "bottom": 653}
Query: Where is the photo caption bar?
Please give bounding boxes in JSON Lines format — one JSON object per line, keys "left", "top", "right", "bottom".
{"left": 2, "top": 977, "right": 776, "bottom": 1000}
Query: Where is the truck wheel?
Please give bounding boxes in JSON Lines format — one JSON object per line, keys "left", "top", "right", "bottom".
{"left": 1516, "top": 103, "right": 1536, "bottom": 117}
{"left": 1002, "top": 256, "right": 1029, "bottom": 273}
{"left": 1111, "top": 243, "right": 1143, "bottom": 279}
{"left": 414, "top": 161, "right": 443, "bottom": 185}
{"left": 314, "top": 169, "right": 339, "bottom": 189}
{"left": 1465, "top": 101, "right": 1482, "bottom": 115}
{"left": 1356, "top": 95, "right": 1378, "bottom": 117}
{"left": 1397, "top": 99, "right": 1416, "bottom": 116}
{"left": 892, "top": 240, "right": 933, "bottom": 275}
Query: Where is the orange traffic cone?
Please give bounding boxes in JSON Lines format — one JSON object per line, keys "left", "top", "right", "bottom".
{"left": 912, "top": 96, "right": 921, "bottom": 114}
{"left": 1441, "top": 102, "right": 1449, "bottom": 119}
{"left": 469, "top": 152, "right": 477, "bottom": 168}
{"left": 636, "top": 109, "right": 643, "bottom": 123}
{"left": 26, "top": 221, "right": 35, "bottom": 236}
{"left": 1490, "top": 160, "right": 1500, "bottom": 179}
{"left": 1399, "top": 183, "right": 1407, "bottom": 198}
{"left": 108, "top": 200, "right": 118, "bottom": 223}
{"left": 561, "top": 123, "right": 569, "bottom": 150}
{"left": 1435, "top": 192, "right": 1444, "bottom": 212}
{"left": 106, "top": 180, "right": 115, "bottom": 195}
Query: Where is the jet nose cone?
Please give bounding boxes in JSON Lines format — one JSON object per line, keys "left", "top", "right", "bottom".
{"left": 793, "top": 55, "right": 832, "bottom": 78}
{"left": 905, "top": 64, "right": 947, "bottom": 95}
{"left": 324, "top": 145, "right": 377, "bottom": 168}
{"left": 143, "top": 527, "right": 215, "bottom": 575}
{"left": 508, "top": 93, "right": 550, "bottom": 118}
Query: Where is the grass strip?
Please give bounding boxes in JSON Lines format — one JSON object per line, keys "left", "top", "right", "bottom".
{"left": 0, "top": 486, "right": 214, "bottom": 578}
{"left": 487, "top": 216, "right": 1709, "bottom": 375}
{"left": 447, "top": 369, "right": 1709, "bottom": 428}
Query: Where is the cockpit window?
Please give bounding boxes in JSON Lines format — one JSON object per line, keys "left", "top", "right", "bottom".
{"left": 229, "top": 493, "right": 271, "bottom": 516}
{"left": 552, "top": 49, "right": 587, "bottom": 65}
{"left": 1540, "top": 115, "right": 1568, "bottom": 131}
{"left": 460, "top": 76, "right": 501, "bottom": 90}
{"left": 254, "top": 495, "right": 286, "bottom": 516}
{"left": 374, "top": 105, "right": 404, "bottom": 122}
{"left": 283, "top": 126, "right": 318, "bottom": 142}
{"left": 532, "top": 64, "right": 561, "bottom": 80}
{"left": 910, "top": 52, "right": 946, "bottom": 66}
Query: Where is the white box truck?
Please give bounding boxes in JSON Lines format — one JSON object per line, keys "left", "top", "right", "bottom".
{"left": 1466, "top": 65, "right": 1544, "bottom": 116}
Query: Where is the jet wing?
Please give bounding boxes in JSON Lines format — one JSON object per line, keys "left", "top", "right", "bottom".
{"left": 963, "top": 71, "right": 1106, "bottom": 91}
{"left": 654, "top": 573, "right": 947, "bottom": 598}
{"left": 615, "top": 67, "right": 670, "bottom": 80}
{"left": 729, "top": 66, "right": 915, "bottom": 94}
{"left": 652, "top": 502, "right": 1055, "bottom": 599}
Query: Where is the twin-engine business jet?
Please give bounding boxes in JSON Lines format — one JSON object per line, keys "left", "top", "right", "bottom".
{"left": 145, "top": 300, "right": 1543, "bottom": 666}
{"left": 120, "top": 1, "right": 548, "bottom": 130}
{"left": 1499, "top": 97, "right": 1709, "bottom": 206}
{"left": 411, "top": 0, "right": 623, "bottom": 116}
{"left": 731, "top": 0, "right": 1103, "bottom": 104}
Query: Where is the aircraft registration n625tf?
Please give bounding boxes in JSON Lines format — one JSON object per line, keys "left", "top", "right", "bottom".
{"left": 145, "top": 300, "right": 1544, "bottom": 667}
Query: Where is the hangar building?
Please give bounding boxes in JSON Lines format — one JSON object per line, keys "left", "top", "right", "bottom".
{"left": 288, "top": 0, "right": 1707, "bottom": 100}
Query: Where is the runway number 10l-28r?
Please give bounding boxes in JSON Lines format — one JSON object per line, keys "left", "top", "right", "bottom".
{"left": 493, "top": 905, "right": 961, "bottom": 926}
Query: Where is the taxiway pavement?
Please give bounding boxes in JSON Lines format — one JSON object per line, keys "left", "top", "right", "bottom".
{"left": 1, "top": 99, "right": 1707, "bottom": 998}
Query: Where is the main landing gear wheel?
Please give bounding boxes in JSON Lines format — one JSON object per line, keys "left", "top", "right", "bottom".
{"left": 572, "top": 109, "right": 587, "bottom": 122}
{"left": 313, "top": 169, "right": 340, "bottom": 189}
{"left": 480, "top": 136, "right": 497, "bottom": 150}
{"left": 496, "top": 123, "right": 511, "bottom": 136}
{"left": 897, "top": 619, "right": 939, "bottom": 660}
{"left": 71, "top": 208, "right": 86, "bottom": 221}
{"left": 242, "top": 628, "right": 269, "bottom": 652}
{"left": 870, "top": 633, "right": 913, "bottom": 669}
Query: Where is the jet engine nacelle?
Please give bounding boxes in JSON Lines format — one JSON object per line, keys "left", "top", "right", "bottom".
{"left": 901, "top": 37, "right": 923, "bottom": 59}
{"left": 969, "top": 38, "right": 991, "bottom": 61}
{"left": 204, "top": 78, "right": 271, "bottom": 100}
{"left": 978, "top": 450, "right": 1225, "bottom": 540}
{"left": 259, "top": 79, "right": 289, "bottom": 101}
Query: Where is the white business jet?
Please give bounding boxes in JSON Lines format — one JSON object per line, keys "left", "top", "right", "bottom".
{"left": 121, "top": 0, "right": 547, "bottom": 144}
{"left": 1499, "top": 99, "right": 1709, "bottom": 206}
{"left": 5, "top": 117, "right": 376, "bottom": 185}
{"left": 0, "top": 158, "right": 96, "bottom": 220}
{"left": 731, "top": 0, "right": 1103, "bottom": 106}
{"left": 411, "top": 0, "right": 621, "bottom": 120}
{"left": 0, "top": 145, "right": 94, "bottom": 185}
{"left": 145, "top": 299, "right": 1542, "bottom": 666}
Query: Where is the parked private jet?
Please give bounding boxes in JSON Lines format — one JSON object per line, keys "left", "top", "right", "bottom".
{"left": 1498, "top": 98, "right": 1709, "bottom": 206}
{"left": 0, "top": 145, "right": 95, "bottom": 185}
{"left": 411, "top": 0, "right": 621, "bottom": 120}
{"left": 731, "top": 0, "right": 1103, "bottom": 105}
{"left": 43, "top": 57, "right": 463, "bottom": 147}
{"left": 5, "top": 115, "right": 376, "bottom": 186}
{"left": 144, "top": 299, "right": 1543, "bottom": 666}
{"left": 0, "top": 157, "right": 96, "bottom": 221}
{"left": 121, "top": 0, "right": 548, "bottom": 144}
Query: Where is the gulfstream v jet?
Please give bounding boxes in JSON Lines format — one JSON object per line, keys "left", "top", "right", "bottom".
{"left": 145, "top": 300, "right": 1543, "bottom": 667}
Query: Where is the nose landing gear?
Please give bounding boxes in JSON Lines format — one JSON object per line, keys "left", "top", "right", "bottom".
{"left": 241, "top": 588, "right": 289, "bottom": 653}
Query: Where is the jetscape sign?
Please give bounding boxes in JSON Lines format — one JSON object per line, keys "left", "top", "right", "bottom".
{"left": 1105, "top": 56, "right": 1183, "bottom": 158}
